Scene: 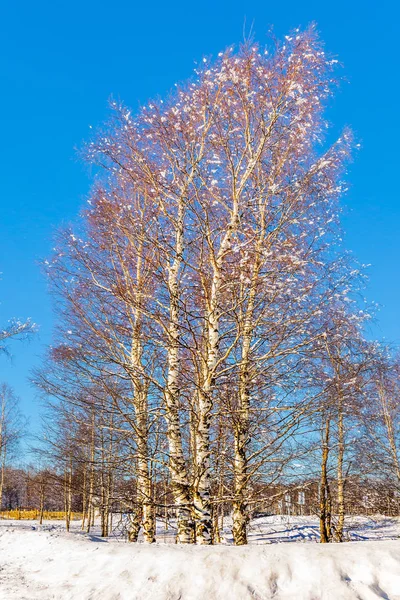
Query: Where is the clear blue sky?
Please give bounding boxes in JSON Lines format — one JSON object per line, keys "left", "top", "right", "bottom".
{"left": 0, "top": 0, "right": 399, "bottom": 448}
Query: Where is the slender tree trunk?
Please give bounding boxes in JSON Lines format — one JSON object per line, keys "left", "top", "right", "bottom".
{"left": 193, "top": 386, "right": 213, "bottom": 544}
{"left": 81, "top": 463, "right": 87, "bottom": 531}
{"left": 193, "top": 282, "right": 220, "bottom": 544}
{"left": 130, "top": 348, "right": 154, "bottom": 541}
{"left": 164, "top": 198, "right": 194, "bottom": 544}
{"left": 194, "top": 202, "right": 240, "bottom": 544}
{"left": 136, "top": 430, "right": 155, "bottom": 543}
{"left": 64, "top": 459, "right": 72, "bottom": 532}
{"left": 320, "top": 416, "right": 331, "bottom": 543}
{"left": 164, "top": 474, "right": 169, "bottom": 533}
{"left": 99, "top": 421, "right": 111, "bottom": 538}
{"left": 335, "top": 399, "right": 345, "bottom": 542}
{"left": 232, "top": 427, "right": 249, "bottom": 545}
{"left": 232, "top": 225, "right": 265, "bottom": 545}
{"left": 0, "top": 449, "right": 5, "bottom": 511}
{"left": 124, "top": 234, "right": 156, "bottom": 544}
{"left": 214, "top": 422, "right": 226, "bottom": 545}
{"left": 211, "top": 502, "right": 221, "bottom": 544}
{"left": 160, "top": 117, "right": 218, "bottom": 544}
{"left": 86, "top": 412, "right": 95, "bottom": 534}
{"left": 232, "top": 332, "right": 253, "bottom": 546}
{"left": 39, "top": 484, "right": 45, "bottom": 525}
{"left": 128, "top": 507, "right": 142, "bottom": 542}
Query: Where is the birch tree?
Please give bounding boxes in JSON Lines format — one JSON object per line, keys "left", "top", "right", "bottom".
{"left": 35, "top": 25, "right": 372, "bottom": 545}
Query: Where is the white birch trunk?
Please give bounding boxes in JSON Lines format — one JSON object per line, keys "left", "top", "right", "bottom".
{"left": 164, "top": 199, "right": 194, "bottom": 543}
{"left": 194, "top": 208, "right": 239, "bottom": 544}
{"left": 335, "top": 393, "right": 345, "bottom": 542}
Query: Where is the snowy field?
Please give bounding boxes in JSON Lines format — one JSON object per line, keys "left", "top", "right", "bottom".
{"left": 1, "top": 515, "right": 400, "bottom": 599}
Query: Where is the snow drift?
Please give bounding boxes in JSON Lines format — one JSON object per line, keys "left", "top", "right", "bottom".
{"left": 1, "top": 523, "right": 400, "bottom": 599}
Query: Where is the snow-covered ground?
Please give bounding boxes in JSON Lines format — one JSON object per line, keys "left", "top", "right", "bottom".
{"left": 226, "top": 514, "right": 400, "bottom": 544}
{"left": 1, "top": 515, "right": 400, "bottom": 599}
